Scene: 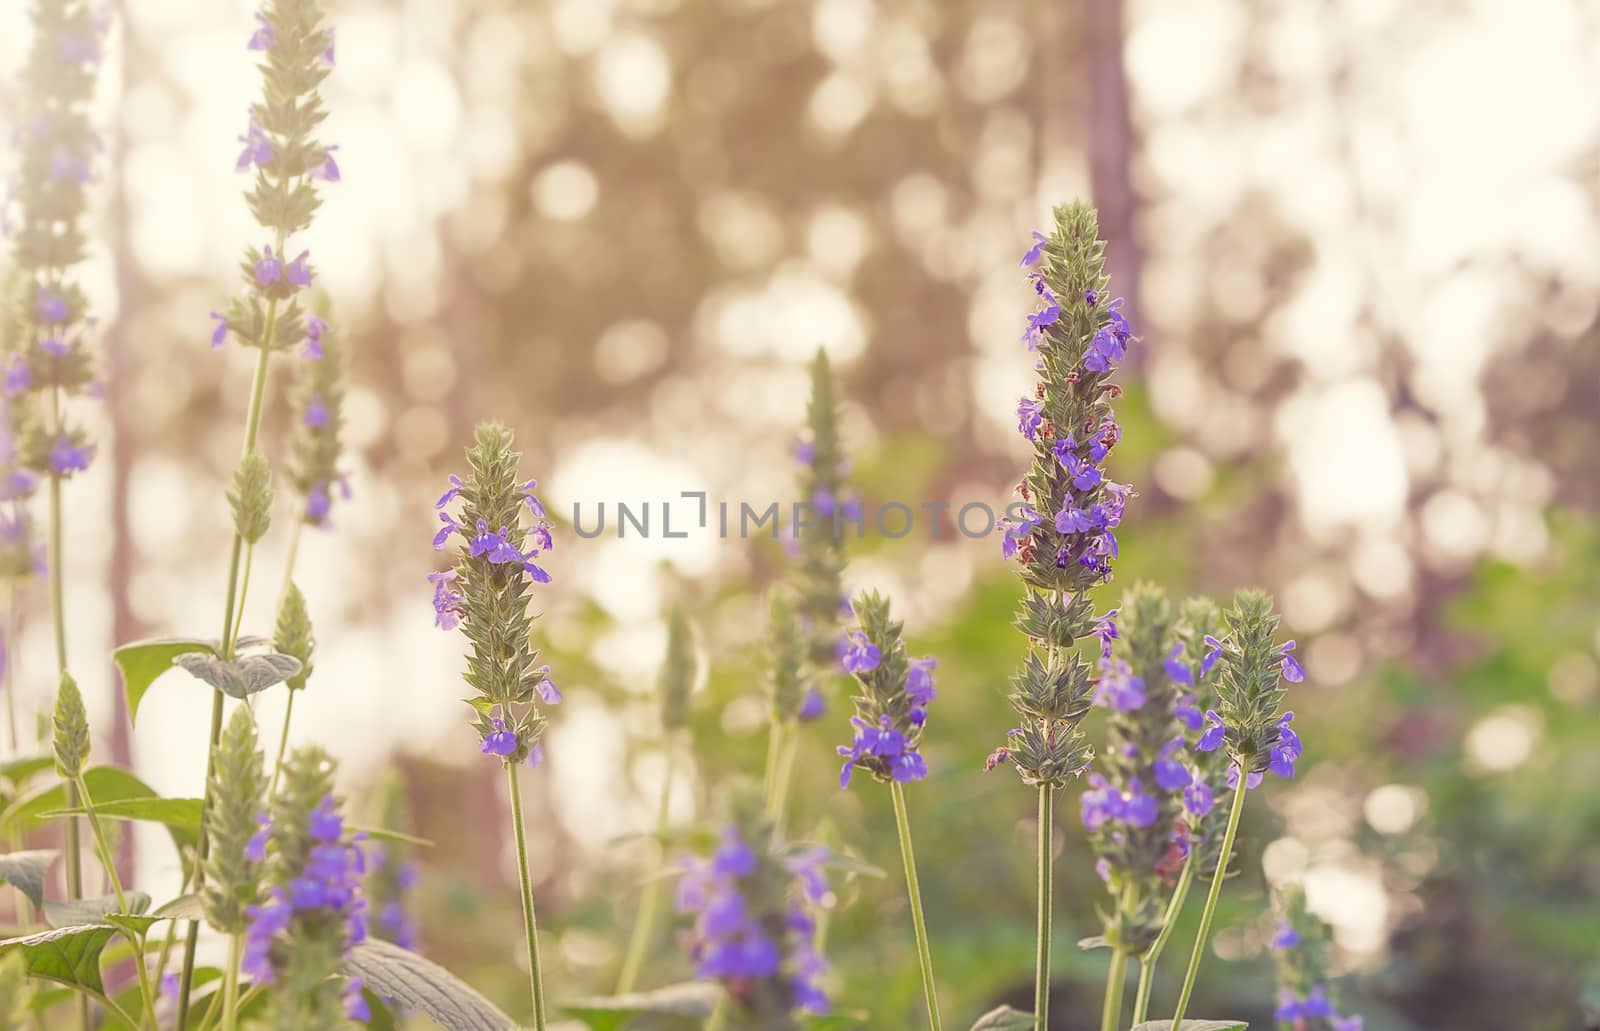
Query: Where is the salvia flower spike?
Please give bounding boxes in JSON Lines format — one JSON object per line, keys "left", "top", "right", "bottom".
{"left": 431, "top": 422, "right": 558, "bottom": 763}
{"left": 675, "top": 789, "right": 832, "bottom": 1029}
{"left": 659, "top": 606, "right": 695, "bottom": 732}
{"left": 244, "top": 745, "right": 370, "bottom": 1028}
{"left": 286, "top": 318, "right": 349, "bottom": 527}
{"left": 1270, "top": 884, "right": 1364, "bottom": 1030}
{"left": 204, "top": 707, "right": 268, "bottom": 936}
{"left": 993, "top": 202, "right": 1134, "bottom": 1031}
{"left": 1169, "top": 588, "right": 1307, "bottom": 1025}
{"left": 794, "top": 349, "right": 857, "bottom": 684}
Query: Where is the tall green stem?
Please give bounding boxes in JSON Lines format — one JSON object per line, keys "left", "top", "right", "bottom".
{"left": 508, "top": 762, "right": 549, "bottom": 1030}
{"left": 1035, "top": 783, "right": 1053, "bottom": 1030}
{"left": 180, "top": 333, "right": 276, "bottom": 1029}
{"left": 1132, "top": 856, "right": 1194, "bottom": 1024}
{"left": 615, "top": 740, "right": 677, "bottom": 994}
{"left": 769, "top": 725, "right": 800, "bottom": 838}
{"left": 267, "top": 519, "right": 305, "bottom": 798}
{"left": 1100, "top": 883, "right": 1137, "bottom": 1031}
{"left": 76, "top": 774, "right": 155, "bottom": 1028}
{"left": 1170, "top": 774, "right": 1249, "bottom": 1025}
{"left": 221, "top": 932, "right": 242, "bottom": 1031}
{"left": 890, "top": 782, "right": 942, "bottom": 1031}
{"left": 4, "top": 580, "right": 17, "bottom": 754}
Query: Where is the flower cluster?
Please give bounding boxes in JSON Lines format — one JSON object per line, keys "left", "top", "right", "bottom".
{"left": 1270, "top": 885, "right": 1363, "bottom": 1030}
{"left": 366, "top": 843, "right": 419, "bottom": 952}
{"left": 1081, "top": 585, "right": 1195, "bottom": 951}
{"left": 3, "top": 0, "right": 108, "bottom": 481}
{"left": 991, "top": 204, "right": 1132, "bottom": 790}
{"left": 787, "top": 349, "right": 857, "bottom": 720}
{"left": 1166, "top": 597, "right": 1241, "bottom": 878}
{"left": 430, "top": 423, "right": 559, "bottom": 764}
{"left": 209, "top": 0, "right": 338, "bottom": 357}
{"left": 676, "top": 815, "right": 831, "bottom": 1026}
{"left": 1194, "top": 589, "right": 1307, "bottom": 781}
{"left": 286, "top": 317, "right": 349, "bottom": 526}
{"left": 835, "top": 591, "right": 935, "bottom": 788}
{"left": 243, "top": 746, "right": 370, "bottom": 1025}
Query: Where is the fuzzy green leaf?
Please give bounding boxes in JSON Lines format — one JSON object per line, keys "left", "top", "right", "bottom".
{"left": 172, "top": 652, "right": 301, "bottom": 701}
{"left": 43, "top": 892, "right": 149, "bottom": 930}
{"left": 1, "top": 769, "right": 198, "bottom": 879}
{"left": 561, "top": 981, "right": 718, "bottom": 1030}
{"left": 42, "top": 796, "right": 203, "bottom": 832}
{"left": 1129, "top": 1021, "right": 1248, "bottom": 1031}
{"left": 0, "top": 757, "right": 53, "bottom": 787}
{"left": 969, "top": 1006, "right": 1036, "bottom": 1031}
{"left": 345, "top": 939, "right": 516, "bottom": 1030}
{"left": 0, "top": 924, "right": 120, "bottom": 994}
{"left": 0, "top": 851, "right": 57, "bottom": 910}
{"left": 112, "top": 637, "right": 217, "bottom": 725}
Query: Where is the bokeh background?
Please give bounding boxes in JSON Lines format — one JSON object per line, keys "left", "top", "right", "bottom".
{"left": 3, "top": 0, "right": 1600, "bottom": 1027}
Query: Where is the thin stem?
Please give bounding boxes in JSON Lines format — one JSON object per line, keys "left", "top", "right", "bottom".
{"left": 265, "top": 520, "right": 305, "bottom": 799}
{"left": 1035, "top": 783, "right": 1053, "bottom": 1031}
{"left": 890, "top": 782, "right": 942, "bottom": 1031}
{"left": 5, "top": 579, "right": 18, "bottom": 755}
{"left": 706, "top": 996, "right": 728, "bottom": 1031}
{"left": 221, "top": 932, "right": 242, "bottom": 1031}
{"left": 76, "top": 776, "right": 155, "bottom": 1029}
{"left": 1170, "top": 772, "right": 1249, "bottom": 1026}
{"left": 769, "top": 724, "right": 800, "bottom": 838}
{"left": 228, "top": 544, "right": 255, "bottom": 653}
{"left": 1132, "top": 856, "right": 1194, "bottom": 1024}
{"left": 615, "top": 739, "right": 677, "bottom": 994}
{"left": 268, "top": 690, "right": 296, "bottom": 798}
{"left": 1100, "top": 883, "right": 1137, "bottom": 1031}
{"left": 180, "top": 331, "right": 277, "bottom": 1028}
{"left": 762, "top": 717, "right": 782, "bottom": 809}
{"left": 507, "top": 762, "right": 549, "bottom": 1030}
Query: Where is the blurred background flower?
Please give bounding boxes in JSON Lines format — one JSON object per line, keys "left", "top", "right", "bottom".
{"left": 2, "top": 0, "right": 1598, "bottom": 1027}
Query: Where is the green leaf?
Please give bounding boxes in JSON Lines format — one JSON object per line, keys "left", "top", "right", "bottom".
{"left": 345, "top": 939, "right": 516, "bottom": 1031}
{"left": 969, "top": 1005, "right": 1036, "bottom": 1030}
{"left": 1, "top": 770, "right": 198, "bottom": 879}
{"left": 1129, "top": 1021, "right": 1248, "bottom": 1031}
{"left": 0, "top": 850, "right": 57, "bottom": 910}
{"left": 172, "top": 652, "right": 301, "bottom": 701}
{"left": 0, "top": 924, "right": 120, "bottom": 994}
{"left": 42, "top": 796, "right": 203, "bottom": 832}
{"left": 561, "top": 981, "right": 718, "bottom": 1030}
{"left": 43, "top": 892, "right": 150, "bottom": 930}
{"left": 0, "top": 756, "right": 54, "bottom": 786}
{"left": 153, "top": 894, "right": 204, "bottom": 920}
{"left": 1078, "top": 934, "right": 1110, "bottom": 950}
{"left": 112, "top": 637, "right": 216, "bottom": 725}
{"left": 350, "top": 825, "right": 434, "bottom": 848}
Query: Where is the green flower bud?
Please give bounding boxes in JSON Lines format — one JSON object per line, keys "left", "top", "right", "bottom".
{"left": 766, "top": 588, "right": 805, "bottom": 721}
{"left": 659, "top": 607, "right": 694, "bottom": 731}
{"left": 204, "top": 707, "right": 267, "bottom": 934}
{"left": 273, "top": 581, "right": 315, "bottom": 692}
{"left": 51, "top": 672, "right": 90, "bottom": 780}
{"left": 229, "top": 451, "right": 274, "bottom": 545}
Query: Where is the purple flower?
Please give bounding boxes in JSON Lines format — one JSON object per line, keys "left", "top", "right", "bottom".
{"left": 49, "top": 438, "right": 93, "bottom": 475}
{"left": 435, "top": 474, "right": 465, "bottom": 510}
{"left": 1055, "top": 505, "right": 1093, "bottom": 534}
{"left": 304, "top": 392, "right": 329, "bottom": 429}
{"left": 247, "top": 13, "right": 276, "bottom": 51}
{"left": 306, "top": 483, "right": 331, "bottom": 525}
{"left": 309, "top": 796, "right": 343, "bottom": 843}
{"left": 312, "top": 145, "right": 341, "bottom": 182}
{"left": 1153, "top": 739, "right": 1192, "bottom": 791}
{"left": 304, "top": 315, "right": 328, "bottom": 358}
{"left": 906, "top": 657, "right": 936, "bottom": 704}
{"left": 792, "top": 437, "right": 816, "bottom": 464}
{"left": 236, "top": 119, "right": 273, "bottom": 172}
{"left": 209, "top": 311, "right": 229, "bottom": 350}
{"left": 480, "top": 717, "right": 517, "bottom": 757}
{"left": 1093, "top": 662, "right": 1145, "bottom": 712}
{"left": 1019, "top": 230, "right": 1047, "bottom": 267}
{"left": 1020, "top": 303, "right": 1061, "bottom": 350}
{"left": 1280, "top": 639, "right": 1306, "bottom": 683}
{"left": 469, "top": 520, "right": 521, "bottom": 565}
{"left": 1085, "top": 289, "right": 1098, "bottom": 306}
{"left": 534, "top": 665, "right": 562, "bottom": 705}
{"left": 1164, "top": 644, "right": 1193, "bottom": 685}
{"left": 1016, "top": 396, "right": 1043, "bottom": 441}
{"left": 520, "top": 478, "right": 547, "bottom": 519}
{"left": 254, "top": 246, "right": 283, "bottom": 286}
{"left": 1226, "top": 763, "right": 1264, "bottom": 792}
{"left": 1083, "top": 327, "right": 1126, "bottom": 373}
{"left": 344, "top": 978, "right": 370, "bottom": 1020}
{"left": 839, "top": 631, "right": 879, "bottom": 674}
{"left": 1175, "top": 694, "right": 1203, "bottom": 731}
{"left": 1200, "top": 634, "right": 1223, "bottom": 677}
{"left": 1271, "top": 920, "right": 1300, "bottom": 950}
{"left": 285, "top": 250, "right": 313, "bottom": 288}
{"left": 999, "top": 504, "right": 1040, "bottom": 559}
{"left": 1121, "top": 784, "right": 1158, "bottom": 828}
{"left": 1182, "top": 779, "right": 1214, "bottom": 817}
{"left": 1055, "top": 446, "right": 1102, "bottom": 491}
{"left": 1197, "top": 710, "right": 1225, "bottom": 752}
{"left": 1093, "top": 609, "right": 1119, "bottom": 663}
{"left": 713, "top": 825, "right": 757, "bottom": 878}
{"left": 428, "top": 570, "right": 463, "bottom": 630}
{"left": 48, "top": 146, "right": 91, "bottom": 184}
{"left": 1269, "top": 711, "right": 1302, "bottom": 778}
{"left": 797, "top": 687, "right": 826, "bottom": 721}
{"left": 1331, "top": 1016, "right": 1364, "bottom": 1031}
{"left": 245, "top": 812, "right": 271, "bottom": 862}
{"left": 891, "top": 750, "right": 928, "bottom": 783}
{"left": 1080, "top": 774, "right": 1123, "bottom": 831}
{"left": 4, "top": 357, "right": 31, "bottom": 396}
{"left": 35, "top": 288, "right": 69, "bottom": 325}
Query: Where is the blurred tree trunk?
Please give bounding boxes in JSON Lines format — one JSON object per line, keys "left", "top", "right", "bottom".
{"left": 1083, "top": 0, "right": 1143, "bottom": 337}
